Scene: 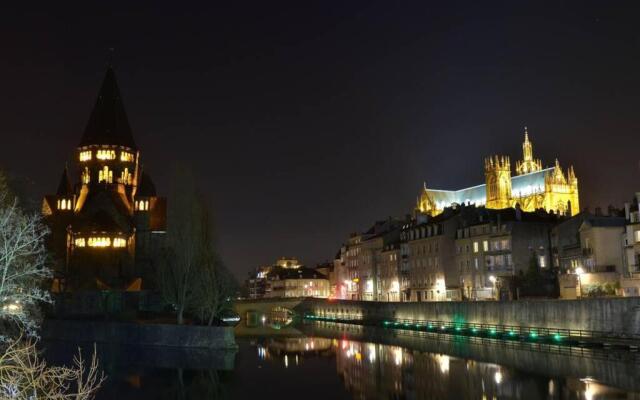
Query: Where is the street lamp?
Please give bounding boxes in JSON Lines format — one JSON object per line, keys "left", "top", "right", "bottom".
{"left": 489, "top": 275, "right": 497, "bottom": 300}
{"left": 575, "top": 267, "right": 585, "bottom": 298}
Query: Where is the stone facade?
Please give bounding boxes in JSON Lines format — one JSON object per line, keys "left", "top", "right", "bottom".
{"left": 417, "top": 129, "right": 580, "bottom": 217}
{"left": 335, "top": 205, "right": 558, "bottom": 302}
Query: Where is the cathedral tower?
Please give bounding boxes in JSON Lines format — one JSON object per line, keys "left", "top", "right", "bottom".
{"left": 515, "top": 127, "right": 542, "bottom": 175}
{"left": 484, "top": 155, "right": 512, "bottom": 209}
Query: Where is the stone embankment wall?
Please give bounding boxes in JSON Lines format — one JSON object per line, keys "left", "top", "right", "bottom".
{"left": 302, "top": 297, "right": 640, "bottom": 336}
{"left": 307, "top": 323, "right": 640, "bottom": 393}
{"left": 43, "top": 320, "right": 237, "bottom": 349}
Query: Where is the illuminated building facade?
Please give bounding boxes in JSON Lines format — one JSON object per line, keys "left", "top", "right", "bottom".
{"left": 454, "top": 206, "right": 557, "bottom": 300}
{"left": 335, "top": 204, "right": 559, "bottom": 302}
{"left": 43, "top": 67, "right": 166, "bottom": 291}
{"left": 334, "top": 218, "right": 405, "bottom": 301}
{"left": 246, "top": 257, "right": 330, "bottom": 298}
{"left": 417, "top": 128, "right": 580, "bottom": 217}
{"left": 622, "top": 193, "right": 640, "bottom": 296}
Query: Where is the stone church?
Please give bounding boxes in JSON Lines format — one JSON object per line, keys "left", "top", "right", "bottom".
{"left": 417, "top": 128, "right": 580, "bottom": 217}
{"left": 43, "top": 67, "right": 166, "bottom": 291}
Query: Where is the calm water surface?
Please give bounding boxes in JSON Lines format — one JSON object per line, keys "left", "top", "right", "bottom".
{"left": 43, "top": 321, "right": 640, "bottom": 399}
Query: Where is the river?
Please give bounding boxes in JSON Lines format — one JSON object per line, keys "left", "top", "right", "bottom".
{"left": 43, "top": 321, "right": 640, "bottom": 399}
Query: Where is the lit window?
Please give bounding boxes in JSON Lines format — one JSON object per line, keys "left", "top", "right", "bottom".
{"left": 483, "top": 240, "right": 489, "bottom": 252}
{"left": 74, "top": 238, "right": 85, "bottom": 247}
{"left": 473, "top": 242, "right": 479, "bottom": 253}
{"left": 88, "top": 237, "right": 111, "bottom": 247}
{"left": 57, "top": 199, "right": 72, "bottom": 210}
{"left": 79, "top": 151, "right": 92, "bottom": 161}
{"left": 120, "top": 151, "right": 134, "bottom": 162}
{"left": 113, "top": 238, "right": 127, "bottom": 248}
{"left": 136, "top": 200, "right": 149, "bottom": 211}
{"left": 82, "top": 167, "right": 90, "bottom": 184}
{"left": 121, "top": 168, "right": 132, "bottom": 185}
{"left": 635, "top": 230, "right": 640, "bottom": 243}
{"left": 539, "top": 255, "right": 546, "bottom": 268}
{"left": 98, "top": 166, "right": 113, "bottom": 183}
{"left": 96, "top": 149, "right": 116, "bottom": 160}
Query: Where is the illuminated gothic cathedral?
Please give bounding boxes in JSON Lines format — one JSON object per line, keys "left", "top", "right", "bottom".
{"left": 43, "top": 67, "right": 166, "bottom": 291}
{"left": 417, "top": 128, "right": 580, "bottom": 217}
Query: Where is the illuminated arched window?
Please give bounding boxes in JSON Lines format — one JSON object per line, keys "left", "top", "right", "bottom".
{"left": 135, "top": 199, "right": 150, "bottom": 211}
{"left": 79, "top": 151, "right": 92, "bottom": 161}
{"left": 98, "top": 166, "right": 113, "bottom": 183}
{"left": 82, "top": 167, "right": 90, "bottom": 184}
{"left": 96, "top": 149, "right": 116, "bottom": 160}
{"left": 120, "top": 152, "right": 134, "bottom": 162}
{"left": 121, "top": 168, "right": 132, "bottom": 185}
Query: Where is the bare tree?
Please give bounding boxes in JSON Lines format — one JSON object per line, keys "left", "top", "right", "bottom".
{"left": 158, "top": 167, "right": 209, "bottom": 325}
{"left": 0, "top": 338, "right": 105, "bottom": 399}
{"left": 0, "top": 194, "right": 51, "bottom": 340}
{"left": 191, "top": 251, "right": 236, "bottom": 326}
{"left": 158, "top": 167, "right": 236, "bottom": 325}
{"left": 0, "top": 172, "right": 105, "bottom": 399}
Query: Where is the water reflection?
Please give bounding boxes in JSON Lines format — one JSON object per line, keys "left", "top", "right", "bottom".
{"left": 42, "top": 322, "right": 640, "bottom": 399}
{"left": 247, "top": 334, "right": 640, "bottom": 399}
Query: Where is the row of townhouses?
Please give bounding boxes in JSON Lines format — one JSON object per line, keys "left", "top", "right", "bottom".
{"left": 332, "top": 195, "right": 640, "bottom": 302}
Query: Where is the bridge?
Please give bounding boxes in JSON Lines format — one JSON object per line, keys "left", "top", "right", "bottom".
{"left": 233, "top": 297, "right": 315, "bottom": 329}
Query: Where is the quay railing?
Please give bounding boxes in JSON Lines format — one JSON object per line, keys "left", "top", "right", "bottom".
{"left": 303, "top": 314, "right": 640, "bottom": 349}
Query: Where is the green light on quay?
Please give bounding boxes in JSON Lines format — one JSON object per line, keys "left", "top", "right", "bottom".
{"left": 489, "top": 329, "right": 497, "bottom": 335}
{"left": 529, "top": 331, "right": 538, "bottom": 338}
{"left": 553, "top": 334, "right": 562, "bottom": 341}
{"left": 471, "top": 328, "right": 478, "bottom": 333}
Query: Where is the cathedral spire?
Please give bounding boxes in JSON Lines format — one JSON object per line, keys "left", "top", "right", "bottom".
{"left": 515, "top": 126, "right": 542, "bottom": 175}
{"left": 522, "top": 126, "right": 533, "bottom": 162}
{"left": 79, "top": 66, "right": 137, "bottom": 149}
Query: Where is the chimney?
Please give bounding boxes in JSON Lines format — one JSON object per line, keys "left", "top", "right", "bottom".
{"left": 625, "top": 202, "right": 631, "bottom": 220}
{"left": 636, "top": 192, "right": 640, "bottom": 205}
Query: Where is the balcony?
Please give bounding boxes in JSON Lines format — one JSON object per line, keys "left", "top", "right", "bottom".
{"left": 486, "top": 265, "right": 514, "bottom": 273}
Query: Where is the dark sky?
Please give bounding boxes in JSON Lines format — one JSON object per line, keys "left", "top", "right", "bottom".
{"left": 1, "top": 1, "right": 639, "bottom": 280}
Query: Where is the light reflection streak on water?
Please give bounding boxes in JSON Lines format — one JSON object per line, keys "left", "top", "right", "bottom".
{"left": 247, "top": 334, "right": 638, "bottom": 400}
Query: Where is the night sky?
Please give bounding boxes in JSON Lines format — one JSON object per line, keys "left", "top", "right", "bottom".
{"left": 2, "top": 2, "right": 639, "bottom": 280}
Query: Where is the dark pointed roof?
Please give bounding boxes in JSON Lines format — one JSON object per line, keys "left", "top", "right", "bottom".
{"left": 79, "top": 67, "right": 137, "bottom": 149}
{"left": 56, "top": 168, "right": 73, "bottom": 196}
{"left": 137, "top": 172, "right": 156, "bottom": 197}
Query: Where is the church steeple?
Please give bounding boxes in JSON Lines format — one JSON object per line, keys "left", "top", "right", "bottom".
{"left": 79, "top": 66, "right": 137, "bottom": 149}
{"left": 56, "top": 167, "right": 73, "bottom": 196}
{"left": 515, "top": 126, "right": 542, "bottom": 175}
{"left": 523, "top": 126, "right": 533, "bottom": 162}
